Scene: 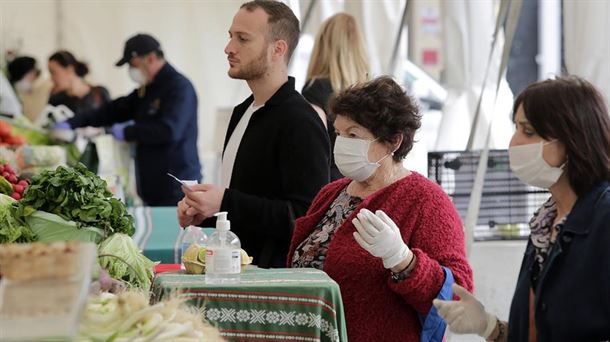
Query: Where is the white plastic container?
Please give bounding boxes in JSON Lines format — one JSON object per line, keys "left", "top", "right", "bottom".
{"left": 180, "top": 226, "right": 208, "bottom": 269}
{"left": 205, "top": 212, "right": 241, "bottom": 284}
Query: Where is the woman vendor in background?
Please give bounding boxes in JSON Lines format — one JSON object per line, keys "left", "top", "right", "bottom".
{"left": 48, "top": 50, "right": 110, "bottom": 113}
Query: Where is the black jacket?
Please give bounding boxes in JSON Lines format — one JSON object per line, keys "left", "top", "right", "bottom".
{"left": 508, "top": 181, "right": 610, "bottom": 341}
{"left": 49, "top": 85, "right": 111, "bottom": 114}
{"left": 207, "top": 77, "right": 330, "bottom": 268}
{"left": 68, "top": 63, "right": 201, "bottom": 206}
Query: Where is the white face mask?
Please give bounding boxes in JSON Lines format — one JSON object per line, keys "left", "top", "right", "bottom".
{"left": 334, "top": 136, "right": 392, "bottom": 182}
{"left": 508, "top": 140, "right": 564, "bottom": 189}
{"left": 128, "top": 67, "right": 147, "bottom": 85}
{"left": 14, "top": 79, "right": 33, "bottom": 92}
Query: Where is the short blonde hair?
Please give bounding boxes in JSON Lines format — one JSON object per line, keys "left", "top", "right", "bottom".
{"left": 306, "top": 13, "right": 370, "bottom": 93}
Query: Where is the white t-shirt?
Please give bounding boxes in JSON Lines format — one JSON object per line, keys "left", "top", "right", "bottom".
{"left": 221, "top": 102, "right": 262, "bottom": 188}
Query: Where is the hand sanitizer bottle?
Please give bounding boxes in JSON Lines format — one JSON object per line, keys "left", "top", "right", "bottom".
{"left": 205, "top": 212, "right": 241, "bottom": 284}
{"left": 180, "top": 226, "right": 208, "bottom": 269}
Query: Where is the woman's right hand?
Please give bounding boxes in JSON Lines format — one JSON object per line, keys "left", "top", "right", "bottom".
{"left": 177, "top": 197, "right": 205, "bottom": 228}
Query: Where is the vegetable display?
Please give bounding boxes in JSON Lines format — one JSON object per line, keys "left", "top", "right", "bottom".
{"left": 15, "top": 163, "right": 134, "bottom": 237}
{"left": 0, "top": 163, "right": 29, "bottom": 200}
{"left": 78, "top": 291, "right": 224, "bottom": 342}
{"left": 0, "top": 194, "right": 35, "bottom": 244}
{"left": 0, "top": 121, "right": 26, "bottom": 146}
{"left": 98, "top": 233, "right": 157, "bottom": 291}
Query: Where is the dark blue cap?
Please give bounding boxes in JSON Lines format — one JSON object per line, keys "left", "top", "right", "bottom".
{"left": 115, "top": 33, "right": 161, "bottom": 66}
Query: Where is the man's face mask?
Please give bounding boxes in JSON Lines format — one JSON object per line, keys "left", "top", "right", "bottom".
{"left": 128, "top": 67, "right": 147, "bottom": 85}
{"left": 508, "top": 140, "right": 565, "bottom": 189}
{"left": 333, "top": 136, "right": 393, "bottom": 182}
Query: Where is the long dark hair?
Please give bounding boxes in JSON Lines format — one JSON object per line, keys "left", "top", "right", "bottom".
{"left": 49, "top": 50, "right": 89, "bottom": 77}
{"left": 513, "top": 76, "right": 610, "bottom": 196}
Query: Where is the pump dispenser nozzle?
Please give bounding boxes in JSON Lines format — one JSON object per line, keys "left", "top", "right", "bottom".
{"left": 214, "top": 211, "right": 230, "bottom": 231}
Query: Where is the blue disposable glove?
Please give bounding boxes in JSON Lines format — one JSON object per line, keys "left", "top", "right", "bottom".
{"left": 111, "top": 121, "right": 133, "bottom": 141}
{"left": 54, "top": 121, "right": 72, "bottom": 130}
{"left": 51, "top": 120, "right": 75, "bottom": 142}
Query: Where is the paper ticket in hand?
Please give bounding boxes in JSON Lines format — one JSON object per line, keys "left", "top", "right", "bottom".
{"left": 167, "top": 173, "right": 197, "bottom": 192}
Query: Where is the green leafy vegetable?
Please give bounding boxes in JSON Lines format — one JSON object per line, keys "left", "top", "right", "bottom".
{"left": 11, "top": 125, "right": 51, "bottom": 145}
{"left": 0, "top": 176, "right": 12, "bottom": 195}
{"left": 0, "top": 194, "right": 35, "bottom": 243}
{"left": 25, "top": 211, "right": 105, "bottom": 243}
{"left": 98, "top": 234, "right": 157, "bottom": 290}
{"left": 15, "top": 163, "right": 134, "bottom": 237}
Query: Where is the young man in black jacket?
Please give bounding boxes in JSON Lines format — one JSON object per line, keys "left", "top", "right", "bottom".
{"left": 177, "top": 1, "right": 330, "bottom": 268}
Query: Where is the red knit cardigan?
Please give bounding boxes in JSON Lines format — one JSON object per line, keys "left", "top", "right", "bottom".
{"left": 287, "top": 173, "right": 473, "bottom": 342}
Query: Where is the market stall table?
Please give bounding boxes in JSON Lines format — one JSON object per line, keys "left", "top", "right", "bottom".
{"left": 151, "top": 268, "right": 347, "bottom": 342}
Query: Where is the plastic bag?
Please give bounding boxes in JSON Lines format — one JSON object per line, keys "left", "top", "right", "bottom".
{"left": 78, "top": 141, "right": 99, "bottom": 173}
{"left": 16, "top": 145, "right": 66, "bottom": 169}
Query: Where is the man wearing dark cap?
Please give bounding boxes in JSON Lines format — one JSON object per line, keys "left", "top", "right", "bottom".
{"left": 55, "top": 33, "right": 201, "bottom": 206}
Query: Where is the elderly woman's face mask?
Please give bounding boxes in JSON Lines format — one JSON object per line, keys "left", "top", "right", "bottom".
{"left": 334, "top": 136, "right": 393, "bottom": 182}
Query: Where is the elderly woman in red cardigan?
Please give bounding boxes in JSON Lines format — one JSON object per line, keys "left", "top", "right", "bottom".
{"left": 288, "top": 76, "right": 473, "bottom": 342}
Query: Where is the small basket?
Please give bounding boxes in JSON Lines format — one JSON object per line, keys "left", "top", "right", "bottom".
{"left": 183, "top": 260, "right": 205, "bottom": 274}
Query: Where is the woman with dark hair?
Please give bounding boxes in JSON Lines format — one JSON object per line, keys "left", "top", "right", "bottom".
{"left": 7, "top": 56, "right": 53, "bottom": 122}
{"left": 288, "top": 76, "right": 473, "bottom": 342}
{"left": 434, "top": 76, "right": 610, "bottom": 342}
{"left": 48, "top": 50, "right": 110, "bottom": 114}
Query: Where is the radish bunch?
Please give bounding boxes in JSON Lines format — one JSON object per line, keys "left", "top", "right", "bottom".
{"left": 0, "top": 164, "right": 28, "bottom": 200}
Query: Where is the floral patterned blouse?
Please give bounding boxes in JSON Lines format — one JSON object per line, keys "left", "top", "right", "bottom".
{"left": 291, "top": 188, "right": 362, "bottom": 269}
{"left": 529, "top": 197, "right": 568, "bottom": 289}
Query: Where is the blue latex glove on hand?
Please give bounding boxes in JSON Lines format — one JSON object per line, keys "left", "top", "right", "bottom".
{"left": 54, "top": 121, "right": 72, "bottom": 130}
{"left": 51, "top": 120, "right": 75, "bottom": 142}
{"left": 110, "top": 122, "right": 132, "bottom": 141}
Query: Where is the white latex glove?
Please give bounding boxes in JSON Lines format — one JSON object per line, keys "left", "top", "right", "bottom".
{"left": 38, "top": 104, "right": 75, "bottom": 128}
{"left": 352, "top": 208, "right": 411, "bottom": 269}
{"left": 432, "top": 284, "right": 497, "bottom": 338}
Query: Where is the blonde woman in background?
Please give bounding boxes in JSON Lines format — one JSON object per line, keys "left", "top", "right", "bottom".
{"left": 303, "top": 13, "right": 369, "bottom": 181}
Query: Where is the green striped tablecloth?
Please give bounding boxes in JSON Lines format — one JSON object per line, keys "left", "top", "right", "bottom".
{"left": 129, "top": 206, "right": 215, "bottom": 263}
{"left": 151, "top": 268, "right": 348, "bottom": 342}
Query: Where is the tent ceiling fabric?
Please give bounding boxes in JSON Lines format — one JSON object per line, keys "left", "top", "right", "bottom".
{"left": 1, "top": 0, "right": 608, "bottom": 163}
{"left": 435, "top": 0, "right": 514, "bottom": 151}
{"left": 563, "top": 0, "right": 610, "bottom": 104}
